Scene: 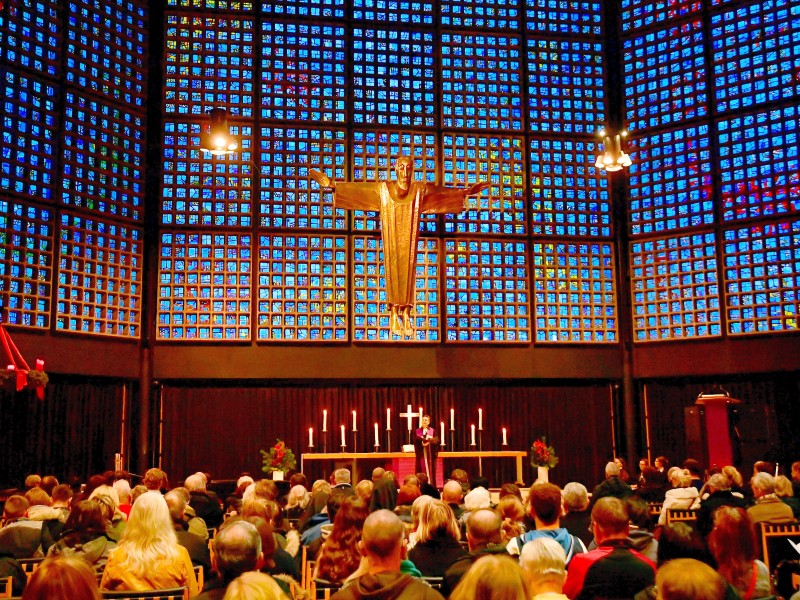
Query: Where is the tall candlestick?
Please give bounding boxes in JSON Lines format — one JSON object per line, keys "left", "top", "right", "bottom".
{"left": 406, "top": 404, "right": 413, "bottom": 431}
{"left": 418, "top": 407, "right": 423, "bottom": 427}
{"left": 323, "top": 409, "right": 327, "bottom": 432}
{"left": 502, "top": 427, "right": 507, "bottom": 446}
{"left": 450, "top": 408, "right": 454, "bottom": 430}
{"left": 340, "top": 424, "right": 345, "bottom": 447}
{"left": 470, "top": 424, "right": 476, "bottom": 446}
{"left": 352, "top": 410, "right": 357, "bottom": 432}
{"left": 478, "top": 408, "right": 483, "bottom": 430}
{"left": 309, "top": 427, "right": 314, "bottom": 447}
{"left": 614, "top": 134, "right": 621, "bottom": 154}
{"left": 374, "top": 422, "right": 379, "bottom": 446}
{"left": 386, "top": 408, "right": 391, "bottom": 430}
{"left": 440, "top": 421, "right": 445, "bottom": 445}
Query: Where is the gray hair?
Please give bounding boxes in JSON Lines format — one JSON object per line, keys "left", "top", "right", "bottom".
{"left": 185, "top": 473, "right": 206, "bottom": 491}
{"left": 215, "top": 520, "right": 262, "bottom": 581}
{"left": 605, "top": 462, "right": 620, "bottom": 477}
{"left": 707, "top": 473, "right": 730, "bottom": 491}
{"left": 752, "top": 472, "right": 775, "bottom": 495}
{"left": 520, "top": 537, "right": 567, "bottom": 579}
{"left": 333, "top": 468, "right": 351, "bottom": 485}
{"left": 562, "top": 482, "right": 589, "bottom": 511}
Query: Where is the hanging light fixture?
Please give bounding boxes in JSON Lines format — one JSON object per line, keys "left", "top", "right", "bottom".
{"left": 199, "top": 108, "right": 238, "bottom": 156}
{"left": 595, "top": 128, "right": 632, "bottom": 172}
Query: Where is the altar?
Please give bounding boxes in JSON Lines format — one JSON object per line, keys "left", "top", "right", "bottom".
{"left": 301, "top": 450, "right": 528, "bottom": 487}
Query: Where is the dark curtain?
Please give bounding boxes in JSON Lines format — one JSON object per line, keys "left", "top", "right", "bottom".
{"left": 160, "top": 382, "right": 614, "bottom": 489}
{"left": 0, "top": 378, "right": 125, "bottom": 487}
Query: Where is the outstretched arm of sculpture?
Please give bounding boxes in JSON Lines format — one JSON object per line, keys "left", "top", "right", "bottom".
{"left": 308, "top": 168, "right": 382, "bottom": 212}
{"left": 421, "top": 180, "right": 492, "bottom": 213}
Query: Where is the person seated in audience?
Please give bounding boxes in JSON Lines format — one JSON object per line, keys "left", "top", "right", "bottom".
{"left": 402, "top": 474, "right": 419, "bottom": 489}
{"left": 624, "top": 497, "right": 658, "bottom": 563}
{"left": 131, "top": 484, "right": 148, "bottom": 504}
{"left": 225, "top": 475, "right": 254, "bottom": 517}
{"left": 520, "top": 537, "right": 569, "bottom": 600}
{"left": 636, "top": 466, "right": 669, "bottom": 503}
{"left": 47, "top": 499, "right": 117, "bottom": 572}
{"left": 499, "top": 482, "right": 523, "bottom": 502}
{"left": 394, "top": 483, "right": 421, "bottom": 523}
{"left": 747, "top": 472, "right": 795, "bottom": 525}
{"left": 653, "top": 558, "right": 730, "bottom": 600}
{"left": 774, "top": 474, "right": 800, "bottom": 519}
{"left": 369, "top": 473, "right": 398, "bottom": 513}
{"left": 0, "top": 495, "right": 43, "bottom": 558}
{"left": 354, "top": 480, "right": 373, "bottom": 504}
{"left": 753, "top": 460, "right": 774, "bottom": 476}
{"left": 220, "top": 571, "right": 287, "bottom": 600}
{"left": 198, "top": 519, "right": 264, "bottom": 600}
{"left": 142, "top": 467, "right": 170, "bottom": 492}
{"left": 459, "top": 486, "right": 491, "bottom": 529}
{"left": 25, "top": 487, "right": 65, "bottom": 552}
{"left": 187, "top": 472, "right": 225, "bottom": 529}
{"left": 657, "top": 468, "right": 699, "bottom": 526}
{"left": 721, "top": 465, "right": 747, "bottom": 498}
{"left": 314, "top": 497, "right": 369, "bottom": 584}
{"left": 331, "top": 509, "right": 444, "bottom": 600}
{"left": 708, "top": 506, "right": 771, "bottom": 599}
{"left": 332, "top": 468, "right": 355, "bottom": 496}
{"left": 165, "top": 490, "right": 212, "bottom": 575}
{"left": 89, "top": 492, "right": 126, "bottom": 541}
{"left": 560, "top": 482, "right": 592, "bottom": 547}
{"left": 284, "top": 484, "right": 310, "bottom": 521}
{"left": 0, "top": 545, "right": 26, "bottom": 596}
{"left": 298, "top": 479, "right": 331, "bottom": 533}
{"left": 450, "top": 469, "right": 470, "bottom": 495}
{"left": 114, "top": 479, "right": 133, "bottom": 518}
{"left": 50, "top": 484, "right": 73, "bottom": 521}
{"left": 449, "top": 554, "right": 529, "bottom": 600}
{"left": 407, "top": 499, "right": 466, "bottom": 577}
{"left": 443, "top": 509, "right": 507, "bottom": 597}
{"left": 21, "top": 555, "right": 101, "bottom": 600}
{"left": 592, "top": 461, "right": 632, "bottom": 504}
{"left": 496, "top": 494, "right": 526, "bottom": 543}
{"left": 301, "top": 490, "right": 347, "bottom": 552}
{"left": 172, "top": 486, "right": 210, "bottom": 541}
{"left": 682, "top": 459, "right": 705, "bottom": 491}
{"left": 655, "top": 522, "right": 713, "bottom": 567}
{"left": 694, "top": 473, "right": 748, "bottom": 538}
{"left": 506, "top": 483, "right": 586, "bottom": 564}
{"left": 406, "top": 495, "right": 434, "bottom": 550}
{"left": 24, "top": 474, "right": 42, "bottom": 492}
{"left": 99, "top": 490, "right": 199, "bottom": 596}
{"left": 562, "top": 497, "right": 655, "bottom": 600}
{"left": 244, "top": 516, "right": 300, "bottom": 586}
{"left": 440, "top": 480, "right": 465, "bottom": 521}
{"left": 416, "top": 472, "right": 440, "bottom": 499}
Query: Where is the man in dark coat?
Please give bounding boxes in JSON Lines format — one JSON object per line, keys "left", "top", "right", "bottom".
{"left": 442, "top": 509, "right": 507, "bottom": 596}
{"left": 696, "top": 473, "right": 749, "bottom": 538}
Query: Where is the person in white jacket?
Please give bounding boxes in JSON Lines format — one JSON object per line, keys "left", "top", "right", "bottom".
{"left": 657, "top": 468, "right": 699, "bottom": 527}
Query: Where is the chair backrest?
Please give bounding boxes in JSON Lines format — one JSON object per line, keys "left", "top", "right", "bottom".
{"left": 648, "top": 502, "right": 663, "bottom": 517}
{"left": 760, "top": 522, "right": 800, "bottom": 572}
{"left": 100, "top": 587, "right": 188, "bottom": 600}
{"left": 422, "top": 576, "right": 444, "bottom": 591}
{"left": 310, "top": 579, "right": 340, "bottom": 600}
{"left": 0, "top": 577, "right": 12, "bottom": 599}
{"left": 665, "top": 508, "right": 698, "bottom": 525}
{"left": 193, "top": 565, "right": 203, "bottom": 592}
{"left": 17, "top": 558, "right": 44, "bottom": 575}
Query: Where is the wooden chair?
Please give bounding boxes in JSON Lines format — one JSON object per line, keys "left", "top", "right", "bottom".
{"left": 422, "top": 576, "right": 444, "bottom": 591}
{"left": 299, "top": 546, "right": 310, "bottom": 590}
{"left": 760, "top": 522, "right": 800, "bottom": 572}
{"left": 17, "top": 558, "right": 44, "bottom": 575}
{"left": 310, "top": 579, "right": 340, "bottom": 600}
{"left": 303, "top": 560, "right": 316, "bottom": 592}
{"left": 0, "top": 577, "right": 12, "bottom": 599}
{"left": 100, "top": 588, "right": 188, "bottom": 600}
{"left": 648, "top": 502, "right": 663, "bottom": 517}
{"left": 793, "top": 572, "right": 800, "bottom": 590}
{"left": 193, "top": 565, "right": 204, "bottom": 593}
{"left": 664, "top": 508, "right": 698, "bottom": 526}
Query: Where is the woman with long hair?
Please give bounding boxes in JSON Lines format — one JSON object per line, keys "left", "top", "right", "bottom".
{"left": 497, "top": 494, "right": 527, "bottom": 543}
{"left": 313, "top": 497, "right": 369, "bottom": 584}
{"left": 22, "top": 556, "right": 101, "bottom": 600}
{"left": 407, "top": 499, "right": 467, "bottom": 577}
{"left": 99, "top": 491, "right": 199, "bottom": 596}
{"left": 707, "top": 506, "right": 771, "bottom": 599}
{"left": 450, "top": 555, "right": 530, "bottom": 600}
{"left": 47, "top": 500, "right": 116, "bottom": 572}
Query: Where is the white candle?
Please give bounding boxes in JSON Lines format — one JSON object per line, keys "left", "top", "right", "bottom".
{"left": 502, "top": 427, "right": 507, "bottom": 446}
{"left": 471, "top": 424, "right": 476, "bottom": 446}
{"left": 478, "top": 408, "right": 483, "bottom": 431}
{"left": 406, "top": 404, "right": 413, "bottom": 431}
{"left": 374, "top": 423, "right": 379, "bottom": 446}
{"left": 450, "top": 408, "right": 454, "bottom": 430}
{"left": 352, "top": 410, "right": 357, "bottom": 432}
{"left": 35, "top": 359, "right": 44, "bottom": 370}
{"left": 440, "top": 421, "right": 445, "bottom": 445}
{"left": 309, "top": 427, "right": 314, "bottom": 447}
{"left": 323, "top": 409, "right": 327, "bottom": 432}
{"left": 386, "top": 408, "right": 391, "bottom": 430}
{"left": 7, "top": 365, "right": 15, "bottom": 371}
{"left": 340, "top": 424, "right": 345, "bottom": 446}
{"left": 418, "top": 407, "right": 423, "bottom": 427}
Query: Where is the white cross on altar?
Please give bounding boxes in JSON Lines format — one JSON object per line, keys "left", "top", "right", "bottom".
{"left": 399, "top": 408, "right": 416, "bottom": 431}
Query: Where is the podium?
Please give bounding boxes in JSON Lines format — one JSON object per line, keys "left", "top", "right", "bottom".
{"left": 690, "top": 393, "right": 742, "bottom": 468}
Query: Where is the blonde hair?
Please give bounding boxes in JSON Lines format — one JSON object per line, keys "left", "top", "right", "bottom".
{"left": 656, "top": 558, "right": 726, "bottom": 600}
{"left": 775, "top": 475, "right": 794, "bottom": 498}
{"left": 222, "top": 571, "right": 286, "bottom": 600}
{"left": 410, "top": 494, "right": 435, "bottom": 529}
{"left": 112, "top": 491, "right": 179, "bottom": 578}
{"left": 286, "top": 485, "right": 310, "bottom": 510}
{"left": 355, "top": 480, "right": 374, "bottom": 504}
{"left": 22, "top": 556, "right": 101, "bottom": 600}
{"left": 669, "top": 469, "right": 692, "bottom": 488}
{"left": 415, "top": 499, "right": 461, "bottom": 544}
{"left": 520, "top": 537, "right": 567, "bottom": 582}
{"left": 722, "top": 466, "right": 743, "bottom": 488}
{"left": 450, "top": 555, "right": 530, "bottom": 600}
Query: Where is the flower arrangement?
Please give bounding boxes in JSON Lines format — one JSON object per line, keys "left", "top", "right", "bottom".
{"left": 260, "top": 440, "right": 297, "bottom": 474}
{"left": 530, "top": 437, "right": 558, "bottom": 470}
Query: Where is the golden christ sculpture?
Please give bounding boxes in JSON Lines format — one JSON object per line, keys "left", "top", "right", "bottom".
{"left": 310, "top": 157, "right": 490, "bottom": 338}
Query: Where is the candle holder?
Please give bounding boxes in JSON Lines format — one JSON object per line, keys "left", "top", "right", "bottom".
{"left": 479, "top": 430, "right": 483, "bottom": 452}
{"left": 385, "top": 430, "right": 392, "bottom": 453}
{"left": 374, "top": 443, "right": 380, "bottom": 453}
{"left": 351, "top": 432, "right": 357, "bottom": 453}
{"left": 450, "top": 427, "right": 455, "bottom": 451}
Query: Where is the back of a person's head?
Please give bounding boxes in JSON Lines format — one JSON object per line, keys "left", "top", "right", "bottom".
{"left": 333, "top": 468, "right": 351, "bottom": 485}
{"left": 467, "top": 509, "right": 503, "bottom": 546}
{"left": 442, "top": 480, "right": 463, "bottom": 502}
{"left": 605, "top": 461, "right": 620, "bottom": 477}
{"left": 562, "top": 482, "right": 589, "bottom": 512}
{"left": 22, "top": 556, "right": 101, "bottom": 600}
{"left": 497, "top": 495, "right": 525, "bottom": 523}
{"left": 656, "top": 558, "right": 726, "bottom": 600}
{"left": 669, "top": 469, "right": 692, "bottom": 488}
{"left": 40, "top": 475, "right": 59, "bottom": 496}
{"left": 721, "top": 465, "right": 743, "bottom": 488}
{"left": 222, "top": 571, "right": 285, "bottom": 600}
{"left": 185, "top": 473, "right": 206, "bottom": 492}
{"left": 528, "top": 482, "right": 562, "bottom": 525}
{"left": 124, "top": 490, "right": 176, "bottom": 547}
{"left": 753, "top": 460, "right": 773, "bottom": 474}
{"left": 499, "top": 483, "right": 522, "bottom": 501}
{"left": 415, "top": 472, "right": 429, "bottom": 486}
{"left": 64, "top": 500, "right": 106, "bottom": 535}
{"left": 403, "top": 474, "right": 419, "bottom": 487}
{"left": 464, "top": 487, "right": 491, "bottom": 511}
{"left": 24, "top": 474, "right": 42, "bottom": 489}
{"left": 626, "top": 496, "right": 652, "bottom": 530}
{"left": 331, "top": 496, "right": 368, "bottom": 533}
{"left": 417, "top": 499, "right": 461, "bottom": 543}
{"left": 131, "top": 484, "right": 148, "bottom": 504}
{"left": 214, "top": 520, "right": 263, "bottom": 582}
{"left": 450, "top": 554, "right": 530, "bottom": 600}
{"left": 371, "top": 467, "right": 386, "bottom": 482}
{"left": 361, "top": 509, "right": 404, "bottom": 559}
{"left": 707, "top": 473, "right": 730, "bottom": 492}
{"left": 355, "top": 479, "right": 373, "bottom": 503}
{"left": 113, "top": 479, "right": 132, "bottom": 503}
{"left": 775, "top": 475, "right": 794, "bottom": 497}
{"left": 326, "top": 490, "right": 348, "bottom": 523}
{"left": 25, "top": 487, "right": 51, "bottom": 507}
{"left": 3, "top": 495, "right": 29, "bottom": 519}
{"left": 450, "top": 469, "right": 469, "bottom": 489}
{"left": 682, "top": 459, "right": 703, "bottom": 477}
{"left": 143, "top": 467, "right": 168, "bottom": 491}
{"left": 657, "top": 523, "right": 709, "bottom": 566}
{"left": 164, "top": 489, "right": 187, "bottom": 522}
{"left": 396, "top": 482, "right": 422, "bottom": 507}
{"left": 288, "top": 473, "right": 307, "bottom": 489}
{"left": 751, "top": 471, "right": 775, "bottom": 495}
{"left": 52, "top": 483, "right": 74, "bottom": 505}
{"left": 520, "top": 537, "right": 567, "bottom": 588}
{"left": 591, "top": 496, "right": 628, "bottom": 535}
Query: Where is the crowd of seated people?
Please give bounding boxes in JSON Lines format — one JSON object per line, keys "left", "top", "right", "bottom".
{"left": 3, "top": 457, "right": 800, "bottom": 599}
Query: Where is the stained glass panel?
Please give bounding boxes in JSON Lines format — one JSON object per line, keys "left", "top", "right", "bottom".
{"left": 0, "top": 0, "right": 60, "bottom": 76}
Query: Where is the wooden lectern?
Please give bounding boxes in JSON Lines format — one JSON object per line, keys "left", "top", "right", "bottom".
{"left": 693, "top": 392, "right": 742, "bottom": 468}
